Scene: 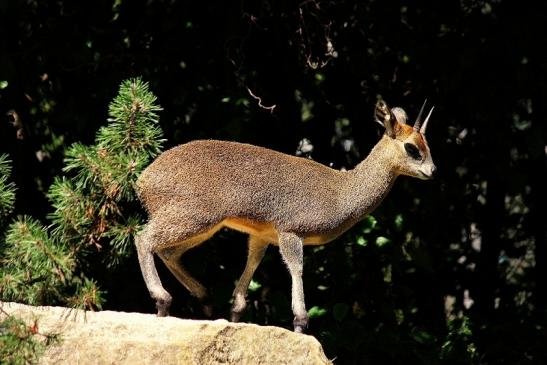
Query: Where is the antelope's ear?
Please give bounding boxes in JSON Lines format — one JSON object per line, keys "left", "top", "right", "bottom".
{"left": 391, "top": 107, "right": 408, "bottom": 125}
{"left": 375, "top": 100, "right": 399, "bottom": 138}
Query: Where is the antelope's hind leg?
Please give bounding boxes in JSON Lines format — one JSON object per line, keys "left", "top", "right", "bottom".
{"left": 157, "top": 245, "right": 208, "bottom": 301}
{"left": 135, "top": 209, "right": 221, "bottom": 317}
{"left": 157, "top": 233, "right": 217, "bottom": 317}
{"left": 135, "top": 226, "right": 172, "bottom": 316}
{"left": 231, "top": 236, "right": 269, "bottom": 322}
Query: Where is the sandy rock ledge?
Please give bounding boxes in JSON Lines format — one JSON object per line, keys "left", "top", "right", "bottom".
{"left": 1, "top": 301, "right": 331, "bottom": 365}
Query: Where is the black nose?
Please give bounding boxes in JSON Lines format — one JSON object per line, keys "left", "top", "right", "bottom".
{"left": 430, "top": 165, "right": 437, "bottom": 179}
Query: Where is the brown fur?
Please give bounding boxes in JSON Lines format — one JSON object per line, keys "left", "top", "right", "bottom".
{"left": 395, "top": 124, "right": 428, "bottom": 152}
{"left": 134, "top": 101, "right": 436, "bottom": 332}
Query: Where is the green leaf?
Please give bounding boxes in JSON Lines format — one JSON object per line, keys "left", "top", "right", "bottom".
{"left": 356, "top": 236, "right": 368, "bottom": 246}
{"left": 362, "top": 215, "right": 377, "bottom": 233}
{"left": 382, "top": 264, "right": 392, "bottom": 283}
{"left": 411, "top": 327, "right": 435, "bottom": 345}
{"left": 375, "top": 236, "right": 391, "bottom": 247}
{"left": 308, "top": 306, "right": 328, "bottom": 318}
{"left": 248, "top": 279, "right": 262, "bottom": 292}
{"left": 394, "top": 214, "right": 404, "bottom": 230}
{"left": 394, "top": 309, "right": 404, "bottom": 324}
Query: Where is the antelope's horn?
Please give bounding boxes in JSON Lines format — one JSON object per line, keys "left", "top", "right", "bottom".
{"left": 420, "top": 106, "right": 435, "bottom": 134}
{"left": 413, "top": 99, "right": 428, "bottom": 131}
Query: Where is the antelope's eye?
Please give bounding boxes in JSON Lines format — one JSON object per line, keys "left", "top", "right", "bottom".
{"left": 404, "top": 143, "right": 421, "bottom": 160}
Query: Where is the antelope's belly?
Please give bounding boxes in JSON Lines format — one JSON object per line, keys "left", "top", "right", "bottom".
{"left": 222, "top": 217, "right": 279, "bottom": 243}
{"left": 221, "top": 217, "right": 342, "bottom": 246}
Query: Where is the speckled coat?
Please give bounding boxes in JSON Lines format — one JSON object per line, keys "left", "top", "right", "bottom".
{"left": 133, "top": 100, "right": 436, "bottom": 332}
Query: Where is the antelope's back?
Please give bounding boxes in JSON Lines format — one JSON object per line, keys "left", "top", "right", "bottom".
{"left": 136, "top": 140, "right": 343, "bottom": 220}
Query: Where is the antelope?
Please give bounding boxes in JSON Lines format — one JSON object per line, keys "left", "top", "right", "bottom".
{"left": 135, "top": 100, "right": 436, "bottom": 333}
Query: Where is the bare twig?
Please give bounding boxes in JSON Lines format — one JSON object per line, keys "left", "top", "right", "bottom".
{"left": 246, "top": 87, "right": 276, "bottom": 113}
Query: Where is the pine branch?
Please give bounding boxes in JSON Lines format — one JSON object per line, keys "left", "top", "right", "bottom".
{"left": 99, "top": 78, "right": 164, "bottom": 157}
{"left": 0, "top": 154, "right": 16, "bottom": 223}
{"left": 48, "top": 77, "right": 165, "bottom": 267}
{"left": 0, "top": 217, "right": 75, "bottom": 305}
{"left": 66, "top": 277, "right": 105, "bottom": 311}
{"left": 0, "top": 77, "right": 164, "bottom": 310}
{"left": 0, "top": 305, "right": 60, "bottom": 365}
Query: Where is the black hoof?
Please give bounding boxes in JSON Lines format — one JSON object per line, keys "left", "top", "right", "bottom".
{"left": 293, "top": 316, "right": 309, "bottom": 333}
{"left": 156, "top": 298, "right": 171, "bottom": 317}
{"left": 230, "top": 310, "right": 242, "bottom": 323}
{"left": 202, "top": 303, "right": 214, "bottom": 318}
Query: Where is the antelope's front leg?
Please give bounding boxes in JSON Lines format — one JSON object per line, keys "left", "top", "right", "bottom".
{"left": 278, "top": 232, "right": 308, "bottom": 333}
{"left": 231, "top": 236, "right": 269, "bottom": 322}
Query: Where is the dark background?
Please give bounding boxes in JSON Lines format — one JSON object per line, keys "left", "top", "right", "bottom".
{"left": 1, "top": 1, "right": 546, "bottom": 363}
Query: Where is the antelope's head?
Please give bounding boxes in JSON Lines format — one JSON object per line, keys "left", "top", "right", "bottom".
{"left": 375, "top": 99, "right": 437, "bottom": 180}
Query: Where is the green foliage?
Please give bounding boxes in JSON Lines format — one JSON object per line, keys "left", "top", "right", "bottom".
{"left": 48, "top": 78, "right": 164, "bottom": 268}
{"left": 0, "top": 155, "right": 16, "bottom": 224}
{"left": 0, "top": 215, "right": 105, "bottom": 311}
{"left": 66, "top": 277, "right": 106, "bottom": 311}
{"left": 0, "top": 158, "right": 61, "bottom": 365}
{"left": 308, "top": 306, "right": 328, "bottom": 319}
{"left": 0, "top": 78, "right": 163, "bottom": 312}
{"left": 441, "top": 316, "right": 478, "bottom": 364}
{"left": 0, "top": 216, "right": 75, "bottom": 305}
{"left": 101, "top": 78, "right": 163, "bottom": 157}
{"left": 0, "top": 306, "right": 59, "bottom": 365}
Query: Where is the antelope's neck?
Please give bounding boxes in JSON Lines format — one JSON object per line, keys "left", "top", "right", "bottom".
{"left": 342, "top": 139, "right": 398, "bottom": 222}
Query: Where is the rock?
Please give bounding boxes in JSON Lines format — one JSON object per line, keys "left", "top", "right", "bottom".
{"left": 0, "top": 301, "right": 331, "bottom": 365}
